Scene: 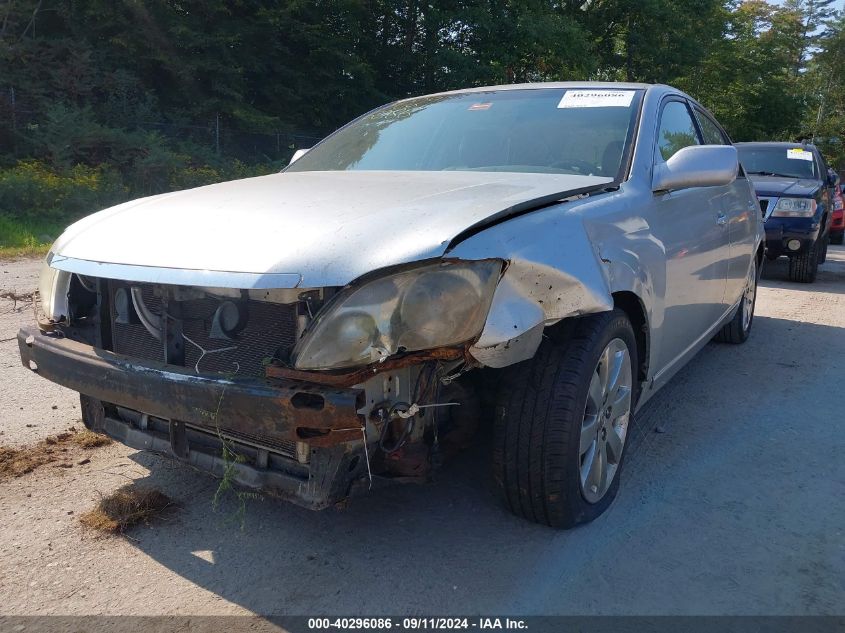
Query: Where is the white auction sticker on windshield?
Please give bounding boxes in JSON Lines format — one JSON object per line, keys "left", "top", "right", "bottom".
{"left": 557, "top": 90, "right": 636, "bottom": 108}
{"left": 787, "top": 148, "right": 813, "bottom": 161}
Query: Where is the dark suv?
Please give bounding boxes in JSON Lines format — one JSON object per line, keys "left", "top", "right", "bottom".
{"left": 736, "top": 142, "right": 835, "bottom": 283}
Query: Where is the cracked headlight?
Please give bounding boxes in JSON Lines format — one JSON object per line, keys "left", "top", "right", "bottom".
{"left": 293, "top": 260, "right": 502, "bottom": 370}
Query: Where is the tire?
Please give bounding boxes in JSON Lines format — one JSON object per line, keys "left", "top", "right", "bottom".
{"left": 493, "top": 309, "right": 638, "bottom": 528}
{"left": 831, "top": 232, "right": 844, "bottom": 245}
{"left": 788, "top": 240, "right": 819, "bottom": 283}
{"left": 715, "top": 257, "right": 758, "bottom": 344}
{"left": 819, "top": 233, "right": 829, "bottom": 264}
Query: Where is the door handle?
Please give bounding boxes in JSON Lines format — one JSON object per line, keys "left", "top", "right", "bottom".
{"left": 716, "top": 213, "right": 728, "bottom": 226}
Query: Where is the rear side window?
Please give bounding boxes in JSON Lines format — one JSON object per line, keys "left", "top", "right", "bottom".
{"left": 656, "top": 101, "right": 700, "bottom": 161}
{"left": 694, "top": 109, "right": 729, "bottom": 145}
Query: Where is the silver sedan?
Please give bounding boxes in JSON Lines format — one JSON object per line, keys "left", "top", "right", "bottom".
{"left": 21, "top": 82, "right": 764, "bottom": 527}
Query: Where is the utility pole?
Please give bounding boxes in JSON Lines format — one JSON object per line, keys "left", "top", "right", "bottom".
{"left": 215, "top": 113, "right": 220, "bottom": 154}
{"left": 10, "top": 87, "right": 16, "bottom": 156}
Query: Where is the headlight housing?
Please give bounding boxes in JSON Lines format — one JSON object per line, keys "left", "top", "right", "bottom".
{"left": 37, "top": 254, "right": 71, "bottom": 323}
{"left": 293, "top": 260, "right": 502, "bottom": 370}
{"left": 771, "top": 197, "right": 816, "bottom": 218}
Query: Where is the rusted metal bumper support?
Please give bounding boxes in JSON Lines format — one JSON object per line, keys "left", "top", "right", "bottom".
{"left": 93, "top": 412, "right": 363, "bottom": 509}
{"left": 17, "top": 327, "right": 369, "bottom": 509}
{"left": 17, "top": 327, "right": 364, "bottom": 445}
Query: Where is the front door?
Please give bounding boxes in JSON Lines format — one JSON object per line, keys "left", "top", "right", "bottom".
{"left": 693, "top": 106, "right": 757, "bottom": 309}
{"left": 650, "top": 99, "right": 731, "bottom": 372}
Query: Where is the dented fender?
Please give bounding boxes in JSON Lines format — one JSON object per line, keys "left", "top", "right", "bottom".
{"left": 450, "top": 204, "right": 615, "bottom": 367}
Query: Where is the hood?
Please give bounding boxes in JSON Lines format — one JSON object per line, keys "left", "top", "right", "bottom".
{"left": 51, "top": 170, "right": 611, "bottom": 288}
{"left": 747, "top": 174, "right": 820, "bottom": 198}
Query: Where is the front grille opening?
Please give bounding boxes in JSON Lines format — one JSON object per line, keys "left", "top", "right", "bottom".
{"left": 111, "top": 283, "right": 164, "bottom": 363}
{"left": 182, "top": 296, "right": 297, "bottom": 378}
{"left": 106, "top": 280, "right": 299, "bottom": 379}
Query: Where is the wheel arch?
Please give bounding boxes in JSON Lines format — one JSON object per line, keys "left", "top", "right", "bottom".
{"left": 542, "top": 290, "right": 649, "bottom": 389}
{"left": 610, "top": 291, "right": 649, "bottom": 387}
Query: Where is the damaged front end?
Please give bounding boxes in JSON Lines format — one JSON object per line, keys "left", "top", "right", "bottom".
{"left": 20, "top": 259, "right": 493, "bottom": 509}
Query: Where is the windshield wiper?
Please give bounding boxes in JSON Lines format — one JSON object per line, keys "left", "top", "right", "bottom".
{"left": 746, "top": 171, "right": 794, "bottom": 178}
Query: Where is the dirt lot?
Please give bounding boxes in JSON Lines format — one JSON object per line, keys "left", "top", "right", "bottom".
{"left": 1, "top": 251, "right": 843, "bottom": 616}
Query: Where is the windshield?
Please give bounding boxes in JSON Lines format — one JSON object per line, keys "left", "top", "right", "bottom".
{"left": 287, "top": 88, "right": 642, "bottom": 178}
{"left": 737, "top": 146, "right": 819, "bottom": 180}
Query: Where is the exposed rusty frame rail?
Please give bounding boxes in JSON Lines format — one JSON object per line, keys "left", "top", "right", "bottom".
{"left": 18, "top": 327, "right": 364, "bottom": 447}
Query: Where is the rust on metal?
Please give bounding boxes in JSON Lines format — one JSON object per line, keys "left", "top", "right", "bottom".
{"left": 18, "top": 327, "right": 366, "bottom": 448}
{"left": 265, "top": 346, "right": 468, "bottom": 387}
{"left": 295, "top": 426, "right": 363, "bottom": 447}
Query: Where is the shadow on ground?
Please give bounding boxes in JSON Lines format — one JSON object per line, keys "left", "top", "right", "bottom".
{"left": 112, "top": 314, "right": 845, "bottom": 616}
{"left": 760, "top": 243, "right": 845, "bottom": 293}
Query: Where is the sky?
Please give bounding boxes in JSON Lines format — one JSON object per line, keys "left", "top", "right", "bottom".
{"left": 767, "top": 0, "right": 845, "bottom": 10}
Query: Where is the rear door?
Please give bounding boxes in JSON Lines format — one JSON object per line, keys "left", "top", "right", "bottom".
{"left": 651, "top": 98, "right": 730, "bottom": 371}
{"left": 693, "top": 106, "right": 757, "bottom": 309}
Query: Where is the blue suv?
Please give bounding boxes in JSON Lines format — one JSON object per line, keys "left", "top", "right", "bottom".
{"left": 736, "top": 142, "right": 835, "bottom": 283}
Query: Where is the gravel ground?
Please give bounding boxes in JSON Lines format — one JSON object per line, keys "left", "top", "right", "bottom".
{"left": 0, "top": 251, "right": 843, "bottom": 616}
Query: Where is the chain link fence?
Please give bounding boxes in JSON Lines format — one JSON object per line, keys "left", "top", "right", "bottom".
{"left": 0, "top": 87, "right": 324, "bottom": 165}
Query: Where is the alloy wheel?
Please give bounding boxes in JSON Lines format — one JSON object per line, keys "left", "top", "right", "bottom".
{"left": 579, "top": 338, "right": 633, "bottom": 504}
{"left": 742, "top": 259, "right": 757, "bottom": 333}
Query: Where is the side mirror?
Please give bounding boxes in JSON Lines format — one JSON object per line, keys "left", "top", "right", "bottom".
{"left": 652, "top": 145, "right": 738, "bottom": 192}
{"left": 289, "top": 148, "right": 310, "bottom": 165}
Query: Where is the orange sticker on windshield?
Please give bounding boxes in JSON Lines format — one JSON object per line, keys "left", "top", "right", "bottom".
{"left": 468, "top": 103, "right": 492, "bottom": 111}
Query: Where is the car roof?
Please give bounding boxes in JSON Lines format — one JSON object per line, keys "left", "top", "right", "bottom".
{"left": 735, "top": 141, "right": 819, "bottom": 151}
{"left": 407, "top": 81, "right": 666, "bottom": 100}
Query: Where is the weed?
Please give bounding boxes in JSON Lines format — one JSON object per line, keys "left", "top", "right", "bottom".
{"left": 208, "top": 377, "right": 261, "bottom": 529}
{"left": 0, "top": 427, "right": 111, "bottom": 479}
{"left": 80, "top": 484, "right": 173, "bottom": 534}
{"left": 71, "top": 430, "right": 112, "bottom": 448}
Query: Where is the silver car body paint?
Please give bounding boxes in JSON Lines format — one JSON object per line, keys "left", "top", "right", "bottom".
{"left": 43, "top": 82, "right": 764, "bottom": 408}
{"left": 651, "top": 144, "right": 739, "bottom": 192}
{"left": 48, "top": 170, "right": 612, "bottom": 287}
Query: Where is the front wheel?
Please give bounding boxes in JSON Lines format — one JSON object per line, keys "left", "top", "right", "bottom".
{"left": 493, "top": 309, "right": 638, "bottom": 528}
{"left": 788, "top": 240, "right": 819, "bottom": 283}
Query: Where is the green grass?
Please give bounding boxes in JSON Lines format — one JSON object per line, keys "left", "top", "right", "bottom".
{"left": 0, "top": 215, "right": 64, "bottom": 259}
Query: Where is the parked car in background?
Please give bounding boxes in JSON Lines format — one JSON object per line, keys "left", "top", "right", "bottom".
{"left": 832, "top": 180, "right": 844, "bottom": 245}
{"left": 736, "top": 142, "right": 834, "bottom": 282}
{"left": 19, "top": 83, "right": 764, "bottom": 528}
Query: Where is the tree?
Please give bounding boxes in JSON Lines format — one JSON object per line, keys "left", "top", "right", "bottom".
{"left": 803, "top": 13, "right": 845, "bottom": 168}
{"left": 684, "top": 1, "right": 806, "bottom": 141}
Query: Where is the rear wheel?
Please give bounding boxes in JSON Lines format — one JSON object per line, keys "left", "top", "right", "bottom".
{"left": 493, "top": 309, "right": 638, "bottom": 528}
{"left": 788, "top": 240, "right": 819, "bottom": 283}
{"left": 715, "top": 258, "right": 758, "bottom": 344}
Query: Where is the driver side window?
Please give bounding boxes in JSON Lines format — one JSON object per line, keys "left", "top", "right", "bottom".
{"left": 656, "top": 101, "right": 700, "bottom": 162}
